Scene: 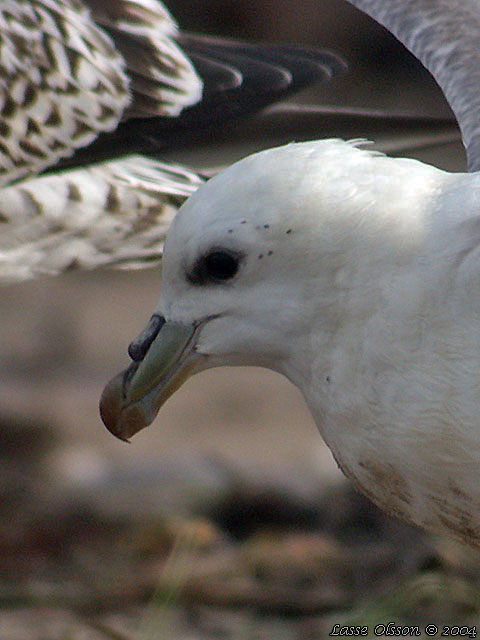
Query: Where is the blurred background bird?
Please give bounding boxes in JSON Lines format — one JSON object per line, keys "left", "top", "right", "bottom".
{"left": 0, "top": 0, "right": 346, "bottom": 282}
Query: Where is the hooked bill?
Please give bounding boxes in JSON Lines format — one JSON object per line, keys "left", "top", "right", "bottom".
{"left": 100, "top": 317, "right": 203, "bottom": 440}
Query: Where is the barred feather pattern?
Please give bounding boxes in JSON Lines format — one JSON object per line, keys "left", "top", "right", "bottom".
{"left": 84, "top": 0, "right": 203, "bottom": 117}
{"left": 0, "top": 0, "right": 208, "bottom": 281}
{"left": 0, "top": 0, "right": 130, "bottom": 186}
{"left": 0, "top": 156, "right": 204, "bottom": 281}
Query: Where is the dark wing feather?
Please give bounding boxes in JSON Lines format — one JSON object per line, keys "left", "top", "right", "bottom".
{"left": 53, "top": 36, "right": 347, "bottom": 169}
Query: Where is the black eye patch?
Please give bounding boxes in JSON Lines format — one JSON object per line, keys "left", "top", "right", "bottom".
{"left": 188, "top": 249, "right": 242, "bottom": 285}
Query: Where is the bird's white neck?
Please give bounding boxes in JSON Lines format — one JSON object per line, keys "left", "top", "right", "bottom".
{"left": 277, "top": 167, "right": 480, "bottom": 542}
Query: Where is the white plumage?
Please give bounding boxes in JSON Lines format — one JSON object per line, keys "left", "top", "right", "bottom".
{"left": 101, "top": 0, "right": 480, "bottom": 547}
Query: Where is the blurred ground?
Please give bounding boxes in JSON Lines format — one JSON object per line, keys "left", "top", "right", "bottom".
{"left": 1, "top": 1, "right": 478, "bottom": 639}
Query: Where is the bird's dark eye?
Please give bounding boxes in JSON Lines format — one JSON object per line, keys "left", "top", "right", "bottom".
{"left": 188, "top": 249, "right": 241, "bottom": 285}
{"left": 204, "top": 251, "right": 239, "bottom": 280}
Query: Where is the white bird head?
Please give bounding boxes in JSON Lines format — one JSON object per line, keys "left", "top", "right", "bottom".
{"left": 100, "top": 139, "right": 446, "bottom": 441}
{"left": 159, "top": 142, "right": 336, "bottom": 366}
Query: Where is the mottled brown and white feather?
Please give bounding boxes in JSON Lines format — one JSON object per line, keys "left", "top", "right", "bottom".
{"left": 0, "top": 0, "right": 203, "bottom": 188}
{"left": 0, "top": 0, "right": 208, "bottom": 280}
{"left": 0, "top": 0, "right": 130, "bottom": 186}
{"left": 83, "top": 0, "right": 203, "bottom": 117}
{"left": 0, "top": 1, "right": 345, "bottom": 280}
{"left": 0, "top": 156, "right": 204, "bottom": 281}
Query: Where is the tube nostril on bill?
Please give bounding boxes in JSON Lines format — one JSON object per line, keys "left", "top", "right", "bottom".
{"left": 128, "top": 314, "right": 166, "bottom": 362}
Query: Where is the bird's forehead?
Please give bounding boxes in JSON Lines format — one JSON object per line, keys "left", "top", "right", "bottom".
{"left": 165, "top": 141, "right": 346, "bottom": 250}
{"left": 164, "top": 166, "right": 289, "bottom": 268}
{"left": 173, "top": 154, "right": 294, "bottom": 234}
